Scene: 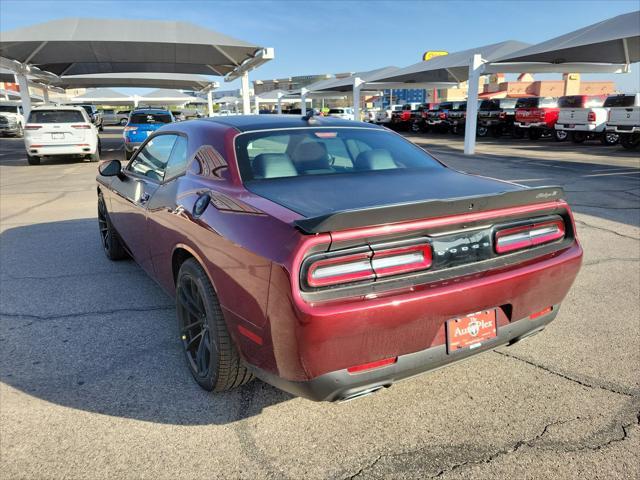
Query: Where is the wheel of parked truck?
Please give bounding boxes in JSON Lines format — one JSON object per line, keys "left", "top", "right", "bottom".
{"left": 571, "top": 132, "right": 586, "bottom": 143}
{"left": 411, "top": 122, "right": 421, "bottom": 133}
{"left": 176, "top": 258, "right": 254, "bottom": 392}
{"left": 529, "top": 128, "right": 542, "bottom": 140}
{"left": 554, "top": 130, "right": 568, "bottom": 142}
{"left": 88, "top": 150, "right": 100, "bottom": 162}
{"left": 119, "top": 118, "right": 127, "bottom": 126}
{"left": 27, "top": 155, "right": 40, "bottom": 166}
{"left": 97, "top": 192, "right": 128, "bottom": 261}
{"left": 15, "top": 124, "right": 23, "bottom": 138}
{"left": 512, "top": 127, "right": 525, "bottom": 139}
{"left": 620, "top": 134, "right": 640, "bottom": 150}
{"left": 477, "top": 126, "right": 488, "bottom": 137}
{"left": 600, "top": 132, "right": 619, "bottom": 146}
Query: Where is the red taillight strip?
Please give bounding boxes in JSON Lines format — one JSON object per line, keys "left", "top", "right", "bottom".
{"left": 347, "top": 357, "right": 397, "bottom": 374}
{"left": 71, "top": 124, "right": 91, "bottom": 129}
{"left": 530, "top": 306, "right": 553, "bottom": 319}
{"left": 24, "top": 125, "right": 42, "bottom": 130}
{"left": 495, "top": 219, "right": 565, "bottom": 254}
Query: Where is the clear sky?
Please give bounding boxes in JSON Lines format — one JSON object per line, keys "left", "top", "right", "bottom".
{"left": 1, "top": 0, "right": 638, "bottom": 93}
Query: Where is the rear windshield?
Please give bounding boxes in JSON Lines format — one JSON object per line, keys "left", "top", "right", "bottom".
{"left": 236, "top": 128, "right": 443, "bottom": 181}
{"left": 129, "top": 113, "right": 172, "bottom": 124}
{"left": 452, "top": 102, "right": 467, "bottom": 111}
{"left": 438, "top": 103, "right": 453, "bottom": 110}
{"left": 328, "top": 109, "right": 345, "bottom": 114}
{"left": 604, "top": 95, "right": 637, "bottom": 108}
{"left": 516, "top": 98, "right": 540, "bottom": 108}
{"left": 80, "top": 106, "right": 94, "bottom": 114}
{"left": 559, "top": 96, "right": 586, "bottom": 108}
{"left": 0, "top": 106, "right": 18, "bottom": 113}
{"left": 29, "top": 110, "right": 85, "bottom": 123}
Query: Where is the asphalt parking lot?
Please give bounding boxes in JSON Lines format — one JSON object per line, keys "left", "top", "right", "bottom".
{"left": 1, "top": 126, "right": 639, "bottom": 479}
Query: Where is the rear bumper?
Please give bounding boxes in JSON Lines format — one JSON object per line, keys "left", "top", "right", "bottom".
{"left": 25, "top": 144, "right": 96, "bottom": 156}
{"left": 606, "top": 125, "right": 640, "bottom": 133}
{"left": 251, "top": 307, "right": 558, "bottom": 402}
{"left": 555, "top": 124, "right": 603, "bottom": 132}
{"left": 514, "top": 122, "right": 551, "bottom": 129}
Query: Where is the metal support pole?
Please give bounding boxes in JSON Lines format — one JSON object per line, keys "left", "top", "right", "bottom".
{"left": 300, "top": 88, "right": 308, "bottom": 116}
{"left": 353, "top": 77, "right": 364, "bottom": 122}
{"left": 463, "top": 54, "right": 483, "bottom": 156}
{"left": 43, "top": 86, "right": 50, "bottom": 104}
{"left": 277, "top": 94, "right": 282, "bottom": 114}
{"left": 254, "top": 96, "right": 260, "bottom": 114}
{"left": 133, "top": 95, "right": 139, "bottom": 108}
{"left": 241, "top": 71, "right": 251, "bottom": 115}
{"left": 207, "top": 90, "right": 213, "bottom": 117}
{"left": 15, "top": 73, "right": 32, "bottom": 120}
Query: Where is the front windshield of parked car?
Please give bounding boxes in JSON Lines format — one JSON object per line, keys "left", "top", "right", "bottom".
{"left": 29, "top": 110, "right": 85, "bottom": 123}
{"left": 129, "top": 113, "right": 172, "bottom": 124}
{"left": 236, "top": 128, "right": 444, "bottom": 181}
{"left": 0, "top": 106, "right": 18, "bottom": 113}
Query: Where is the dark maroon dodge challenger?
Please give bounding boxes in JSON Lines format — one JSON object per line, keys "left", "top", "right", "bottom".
{"left": 96, "top": 115, "right": 582, "bottom": 402}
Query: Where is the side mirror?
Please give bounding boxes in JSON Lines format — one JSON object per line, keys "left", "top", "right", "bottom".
{"left": 99, "top": 159, "right": 122, "bottom": 177}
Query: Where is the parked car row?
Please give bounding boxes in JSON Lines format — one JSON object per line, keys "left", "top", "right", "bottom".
{"left": 0, "top": 102, "right": 25, "bottom": 137}
{"left": 381, "top": 93, "right": 639, "bottom": 149}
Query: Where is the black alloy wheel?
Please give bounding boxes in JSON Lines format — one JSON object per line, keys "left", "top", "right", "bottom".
{"left": 601, "top": 132, "right": 619, "bottom": 146}
{"left": 97, "top": 193, "right": 127, "bottom": 260}
{"left": 554, "top": 130, "right": 568, "bottom": 142}
{"left": 176, "top": 259, "right": 253, "bottom": 392}
{"left": 477, "top": 126, "right": 488, "bottom": 137}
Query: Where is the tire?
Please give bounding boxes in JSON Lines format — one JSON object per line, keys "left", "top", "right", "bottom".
{"left": 88, "top": 150, "right": 100, "bottom": 162}
{"left": 15, "top": 124, "right": 23, "bottom": 138}
{"left": 571, "top": 132, "right": 586, "bottom": 143}
{"left": 620, "top": 134, "right": 640, "bottom": 150}
{"left": 176, "top": 258, "right": 254, "bottom": 392}
{"left": 554, "top": 129, "right": 568, "bottom": 142}
{"left": 529, "top": 128, "right": 542, "bottom": 140}
{"left": 119, "top": 118, "right": 127, "bottom": 126}
{"left": 97, "top": 193, "right": 128, "bottom": 260}
{"left": 410, "top": 121, "right": 421, "bottom": 133}
{"left": 600, "top": 132, "right": 619, "bottom": 146}
{"left": 27, "top": 155, "right": 40, "bottom": 165}
{"left": 477, "top": 126, "right": 488, "bottom": 137}
{"left": 98, "top": 124, "right": 104, "bottom": 132}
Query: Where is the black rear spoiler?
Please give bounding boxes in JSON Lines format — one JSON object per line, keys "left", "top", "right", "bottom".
{"left": 293, "top": 186, "right": 565, "bottom": 234}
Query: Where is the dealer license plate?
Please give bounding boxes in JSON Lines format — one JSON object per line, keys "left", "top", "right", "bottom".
{"left": 51, "top": 132, "right": 64, "bottom": 140}
{"left": 446, "top": 309, "right": 497, "bottom": 353}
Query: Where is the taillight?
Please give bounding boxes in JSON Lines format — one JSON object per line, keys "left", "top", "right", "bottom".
{"left": 305, "top": 242, "right": 433, "bottom": 288}
{"left": 499, "top": 111, "right": 507, "bottom": 120}
{"left": 307, "top": 252, "right": 374, "bottom": 288}
{"left": 371, "top": 243, "right": 432, "bottom": 278}
{"left": 71, "top": 124, "right": 91, "bottom": 129}
{"left": 124, "top": 126, "right": 138, "bottom": 132}
{"left": 24, "top": 125, "right": 42, "bottom": 130}
{"left": 495, "top": 219, "right": 565, "bottom": 254}
{"left": 587, "top": 111, "right": 596, "bottom": 122}
{"left": 439, "top": 112, "right": 446, "bottom": 120}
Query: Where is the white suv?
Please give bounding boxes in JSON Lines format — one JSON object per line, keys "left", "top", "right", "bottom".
{"left": 0, "top": 102, "right": 25, "bottom": 137}
{"left": 24, "top": 106, "right": 100, "bottom": 165}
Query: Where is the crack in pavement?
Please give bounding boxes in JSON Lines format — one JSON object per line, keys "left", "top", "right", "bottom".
{"left": 494, "top": 350, "right": 637, "bottom": 398}
{"left": 0, "top": 192, "right": 68, "bottom": 222}
{"left": 574, "top": 219, "right": 640, "bottom": 241}
{"left": 0, "top": 305, "right": 174, "bottom": 322}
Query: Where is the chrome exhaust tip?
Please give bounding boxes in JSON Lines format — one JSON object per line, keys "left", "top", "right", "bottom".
{"left": 338, "top": 386, "right": 384, "bottom": 403}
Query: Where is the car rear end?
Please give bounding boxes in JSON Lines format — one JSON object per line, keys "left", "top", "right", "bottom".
{"left": 605, "top": 94, "right": 640, "bottom": 149}
{"left": 123, "top": 110, "right": 174, "bottom": 155}
{"left": 556, "top": 95, "right": 607, "bottom": 133}
{"left": 233, "top": 124, "right": 583, "bottom": 402}
{"left": 23, "top": 107, "right": 97, "bottom": 157}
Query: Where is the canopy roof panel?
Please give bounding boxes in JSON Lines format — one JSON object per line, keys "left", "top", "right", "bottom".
{"left": 494, "top": 11, "right": 640, "bottom": 64}
{"left": 310, "top": 66, "right": 399, "bottom": 92}
{"left": 0, "top": 17, "right": 266, "bottom": 76}
{"left": 256, "top": 89, "right": 291, "bottom": 100}
{"left": 367, "top": 41, "right": 531, "bottom": 84}
{"left": 70, "top": 88, "right": 133, "bottom": 103}
{"left": 53, "top": 72, "right": 217, "bottom": 90}
{"left": 143, "top": 89, "right": 198, "bottom": 101}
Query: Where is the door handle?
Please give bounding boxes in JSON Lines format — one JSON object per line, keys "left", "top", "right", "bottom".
{"left": 139, "top": 192, "right": 150, "bottom": 204}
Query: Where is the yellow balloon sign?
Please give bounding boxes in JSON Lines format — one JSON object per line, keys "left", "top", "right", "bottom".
{"left": 423, "top": 51, "right": 449, "bottom": 61}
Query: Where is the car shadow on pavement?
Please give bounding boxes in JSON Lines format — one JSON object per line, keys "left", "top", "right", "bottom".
{"left": 0, "top": 219, "right": 292, "bottom": 425}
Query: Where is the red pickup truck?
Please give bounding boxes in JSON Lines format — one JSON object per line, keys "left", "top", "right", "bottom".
{"left": 514, "top": 97, "right": 566, "bottom": 141}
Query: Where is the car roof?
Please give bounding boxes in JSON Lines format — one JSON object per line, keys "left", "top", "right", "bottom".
{"left": 132, "top": 108, "right": 172, "bottom": 114}
{"left": 31, "top": 104, "right": 86, "bottom": 111}
{"left": 197, "top": 114, "right": 383, "bottom": 132}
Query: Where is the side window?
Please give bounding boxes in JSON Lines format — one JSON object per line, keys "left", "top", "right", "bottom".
{"left": 163, "top": 135, "right": 189, "bottom": 181}
{"left": 128, "top": 135, "right": 177, "bottom": 182}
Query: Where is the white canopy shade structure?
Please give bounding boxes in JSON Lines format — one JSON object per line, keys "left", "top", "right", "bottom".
{"left": 138, "top": 89, "right": 199, "bottom": 106}
{"left": 0, "top": 88, "right": 43, "bottom": 103}
{"left": 70, "top": 88, "right": 135, "bottom": 106}
{"left": 0, "top": 17, "right": 274, "bottom": 116}
{"left": 53, "top": 72, "right": 219, "bottom": 91}
{"left": 254, "top": 89, "right": 294, "bottom": 114}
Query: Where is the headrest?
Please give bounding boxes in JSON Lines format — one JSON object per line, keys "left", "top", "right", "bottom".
{"left": 292, "top": 141, "right": 330, "bottom": 171}
{"left": 354, "top": 149, "right": 397, "bottom": 171}
{"left": 253, "top": 153, "right": 297, "bottom": 179}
